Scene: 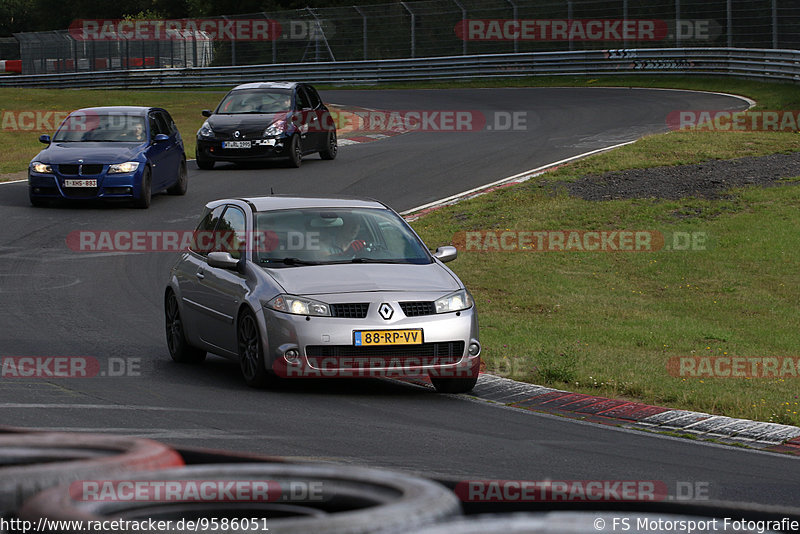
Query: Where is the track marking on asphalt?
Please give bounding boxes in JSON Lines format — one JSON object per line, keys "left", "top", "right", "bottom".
{"left": 400, "top": 141, "right": 636, "bottom": 218}
{"left": 0, "top": 402, "right": 256, "bottom": 415}
{"left": 15, "top": 427, "right": 274, "bottom": 439}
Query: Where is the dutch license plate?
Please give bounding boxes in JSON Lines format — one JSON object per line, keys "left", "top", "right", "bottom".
{"left": 63, "top": 179, "right": 97, "bottom": 187}
{"left": 223, "top": 140, "right": 251, "bottom": 149}
{"left": 354, "top": 329, "right": 423, "bottom": 346}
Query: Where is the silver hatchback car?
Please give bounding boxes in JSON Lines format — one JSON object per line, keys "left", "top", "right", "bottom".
{"left": 165, "top": 196, "right": 481, "bottom": 393}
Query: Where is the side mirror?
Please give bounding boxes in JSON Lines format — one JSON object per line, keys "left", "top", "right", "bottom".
{"left": 39, "top": 134, "right": 51, "bottom": 144}
{"left": 152, "top": 133, "right": 170, "bottom": 143}
{"left": 434, "top": 246, "right": 458, "bottom": 263}
{"left": 201, "top": 110, "right": 212, "bottom": 118}
{"left": 207, "top": 251, "right": 240, "bottom": 270}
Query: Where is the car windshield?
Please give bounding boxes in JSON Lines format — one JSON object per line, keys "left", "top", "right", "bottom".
{"left": 52, "top": 113, "right": 147, "bottom": 143}
{"left": 216, "top": 89, "right": 292, "bottom": 114}
{"left": 255, "top": 207, "right": 433, "bottom": 266}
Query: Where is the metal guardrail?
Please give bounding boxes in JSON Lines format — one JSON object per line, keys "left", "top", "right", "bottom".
{"left": 0, "top": 48, "right": 798, "bottom": 89}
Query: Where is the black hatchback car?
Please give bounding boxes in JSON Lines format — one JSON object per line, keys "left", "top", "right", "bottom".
{"left": 195, "top": 82, "right": 337, "bottom": 169}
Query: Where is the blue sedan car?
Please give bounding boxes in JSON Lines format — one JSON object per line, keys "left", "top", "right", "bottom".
{"left": 28, "top": 106, "right": 188, "bottom": 208}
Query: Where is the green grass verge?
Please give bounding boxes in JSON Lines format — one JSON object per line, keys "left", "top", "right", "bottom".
{"left": 411, "top": 129, "right": 800, "bottom": 427}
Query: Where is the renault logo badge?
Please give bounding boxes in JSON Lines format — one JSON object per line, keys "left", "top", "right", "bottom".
{"left": 379, "top": 303, "right": 394, "bottom": 320}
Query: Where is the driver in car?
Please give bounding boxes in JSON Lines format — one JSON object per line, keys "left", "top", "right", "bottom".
{"left": 323, "top": 215, "right": 366, "bottom": 257}
{"left": 120, "top": 121, "right": 146, "bottom": 141}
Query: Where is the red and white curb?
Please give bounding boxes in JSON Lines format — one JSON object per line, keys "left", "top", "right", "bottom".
{"left": 443, "top": 374, "right": 800, "bottom": 453}
{"left": 329, "top": 103, "right": 413, "bottom": 147}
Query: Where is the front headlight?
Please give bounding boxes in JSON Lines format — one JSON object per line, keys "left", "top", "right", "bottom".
{"left": 265, "top": 294, "right": 331, "bottom": 317}
{"left": 108, "top": 162, "right": 140, "bottom": 174}
{"left": 198, "top": 121, "right": 214, "bottom": 137}
{"left": 31, "top": 161, "right": 52, "bottom": 174}
{"left": 263, "top": 120, "right": 286, "bottom": 137}
{"left": 435, "top": 289, "right": 473, "bottom": 313}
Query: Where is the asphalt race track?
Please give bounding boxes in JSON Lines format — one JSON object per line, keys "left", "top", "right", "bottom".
{"left": 2, "top": 88, "right": 798, "bottom": 507}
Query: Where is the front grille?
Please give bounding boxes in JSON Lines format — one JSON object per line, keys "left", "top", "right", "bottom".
{"left": 59, "top": 164, "right": 79, "bottom": 175}
{"left": 331, "top": 303, "right": 369, "bottom": 318}
{"left": 400, "top": 301, "right": 436, "bottom": 317}
{"left": 57, "top": 164, "right": 104, "bottom": 175}
{"left": 81, "top": 164, "right": 103, "bottom": 175}
{"left": 62, "top": 187, "right": 99, "bottom": 198}
{"left": 306, "top": 341, "right": 464, "bottom": 367}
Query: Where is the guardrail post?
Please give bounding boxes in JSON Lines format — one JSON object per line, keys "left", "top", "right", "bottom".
{"left": 223, "top": 16, "right": 236, "bottom": 66}
{"left": 453, "top": 0, "right": 467, "bottom": 55}
{"left": 623, "top": 0, "right": 629, "bottom": 49}
{"left": 354, "top": 6, "right": 367, "bottom": 60}
{"left": 400, "top": 2, "right": 415, "bottom": 58}
{"left": 567, "top": 0, "right": 573, "bottom": 51}
{"left": 71, "top": 38, "right": 77, "bottom": 73}
{"left": 261, "top": 13, "right": 275, "bottom": 64}
{"left": 727, "top": 0, "right": 733, "bottom": 47}
{"left": 772, "top": 0, "right": 778, "bottom": 48}
{"left": 506, "top": 0, "right": 518, "bottom": 53}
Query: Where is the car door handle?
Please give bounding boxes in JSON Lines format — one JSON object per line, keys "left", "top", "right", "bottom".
{"left": 196, "top": 270, "right": 205, "bottom": 280}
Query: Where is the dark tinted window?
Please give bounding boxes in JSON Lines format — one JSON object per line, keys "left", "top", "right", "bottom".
{"left": 217, "top": 89, "right": 292, "bottom": 114}
{"left": 149, "top": 112, "right": 169, "bottom": 137}
{"left": 190, "top": 205, "right": 225, "bottom": 255}
{"left": 295, "top": 87, "right": 311, "bottom": 110}
{"left": 215, "top": 206, "right": 247, "bottom": 259}
{"left": 302, "top": 86, "right": 321, "bottom": 108}
{"left": 159, "top": 110, "right": 178, "bottom": 135}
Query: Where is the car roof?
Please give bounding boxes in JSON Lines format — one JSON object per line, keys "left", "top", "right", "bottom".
{"left": 67, "top": 106, "right": 155, "bottom": 115}
{"left": 230, "top": 82, "right": 299, "bottom": 91}
{"left": 208, "top": 195, "right": 387, "bottom": 212}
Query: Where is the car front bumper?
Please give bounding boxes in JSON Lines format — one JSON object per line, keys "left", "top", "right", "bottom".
{"left": 261, "top": 299, "right": 481, "bottom": 379}
{"left": 29, "top": 170, "right": 142, "bottom": 201}
{"left": 196, "top": 137, "right": 291, "bottom": 161}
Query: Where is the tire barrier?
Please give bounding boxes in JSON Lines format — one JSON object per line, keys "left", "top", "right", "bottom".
{"left": 19, "top": 463, "right": 462, "bottom": 534}
{"left": 0, "top": 432, "right": 184, "bottom": 517}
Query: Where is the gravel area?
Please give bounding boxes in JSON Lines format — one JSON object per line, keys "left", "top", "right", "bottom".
{"left": 561, "top": 152, "right": 800, "bottom": 201}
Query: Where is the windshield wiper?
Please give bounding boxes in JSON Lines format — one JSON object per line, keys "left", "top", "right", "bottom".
{"left": 260, "top": 257, "right": 320, "bottom": 266}
{"left": 330, "top": 258, "right": 411, "bottom": 264}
